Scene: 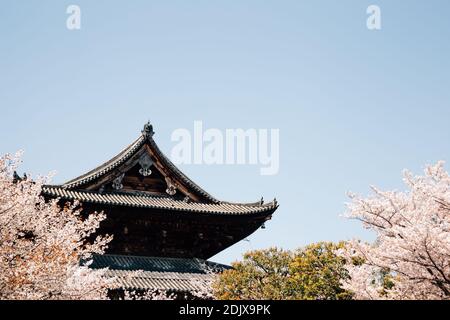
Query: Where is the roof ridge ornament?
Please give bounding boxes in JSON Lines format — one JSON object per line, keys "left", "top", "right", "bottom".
{"left": 142, "top": 121, "right": 155, "bottom": 139}
{"left": 138, "top": 153, "right": 154, "bottom": 177}
{"left": 112, "top": 173, "right": 125, "bottom": 191}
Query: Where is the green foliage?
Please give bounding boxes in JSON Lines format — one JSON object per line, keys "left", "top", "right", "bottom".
{"left": 213, "top": 247, "right": 293, "bottom": 300}
{"left": 214, "top": 242, "right": 352, "bottom": 300}
{"left": 289, "top": 242, "right": 352, "bottom": 300}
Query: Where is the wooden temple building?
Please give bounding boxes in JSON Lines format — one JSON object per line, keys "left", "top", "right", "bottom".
{"left": 42, "top": 122, "right": 279, "bottom": 295}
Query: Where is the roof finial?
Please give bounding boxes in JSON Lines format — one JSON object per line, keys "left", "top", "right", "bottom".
{"left": 142, "top": 121, "right": 155, "bottom": 139}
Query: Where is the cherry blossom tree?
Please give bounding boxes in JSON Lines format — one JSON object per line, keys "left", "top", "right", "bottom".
{"left": 0, "top": 152, "right": 112, "bottom": 300}
{"left": 341, "top": 162, "right": 450, "bottom": 300}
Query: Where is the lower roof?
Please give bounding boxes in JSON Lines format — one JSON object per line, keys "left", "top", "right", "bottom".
{"left": 89, "top": 254, "right": 230, "bottom": 292}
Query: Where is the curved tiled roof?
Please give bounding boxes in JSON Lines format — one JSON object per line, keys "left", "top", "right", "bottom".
{"left": 62, "top": 132, "right": 219, "bottom": 203}
{"left": 89, "top": 254, "right": 229, "bottom": 292}
{"left": 52, "top": 123, "right": 279, "bottom": 216}
{"left": 108, "top": 270, "right": 211, "bottom": 292}
{"left": 90, "top": 254, "right": 229, "bottom": 273}
{"left": 42, "top": 186, "right": 278, "bottom": 216}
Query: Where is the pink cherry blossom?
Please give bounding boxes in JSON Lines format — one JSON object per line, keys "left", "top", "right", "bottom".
{"left": 340, "top": 161, "right": 450, "bottom": 300}
{"left": 0, "top": 152, "right": 112, "bottom": 300}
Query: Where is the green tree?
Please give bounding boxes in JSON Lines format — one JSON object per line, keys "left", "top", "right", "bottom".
{"left": 213, "top": 248, "right": 293, "bottom": 300}
{"left": 214, "top": 242, "right": 352, "bottom": 300}
{"left": 289, "top": 242, "right": 352, "bottom": 300}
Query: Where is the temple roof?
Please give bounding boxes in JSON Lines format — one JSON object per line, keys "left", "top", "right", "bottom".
{"left": 89, "top": 254, "right": 229, "bottom": 293}
{"left": 43, "top": 122, "right": 279, "bottom": 217}
{"left": 61, "top": 122, "right": 218, "bottom": 203}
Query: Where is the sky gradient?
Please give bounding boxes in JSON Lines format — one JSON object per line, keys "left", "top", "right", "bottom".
{"left": 1, "top": 1, "right": 450, "bottom": 264}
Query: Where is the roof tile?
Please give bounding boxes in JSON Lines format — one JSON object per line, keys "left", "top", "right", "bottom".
{"left": 43, "top": 186, "right": 277, "bottom": 216}
{"left": 88, "top": 254, "right": 229, "bottom": 292}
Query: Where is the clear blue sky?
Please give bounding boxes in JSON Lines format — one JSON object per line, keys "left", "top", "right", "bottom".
{"left": 1, "top": 1, "right": 450, "bottom": 264}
